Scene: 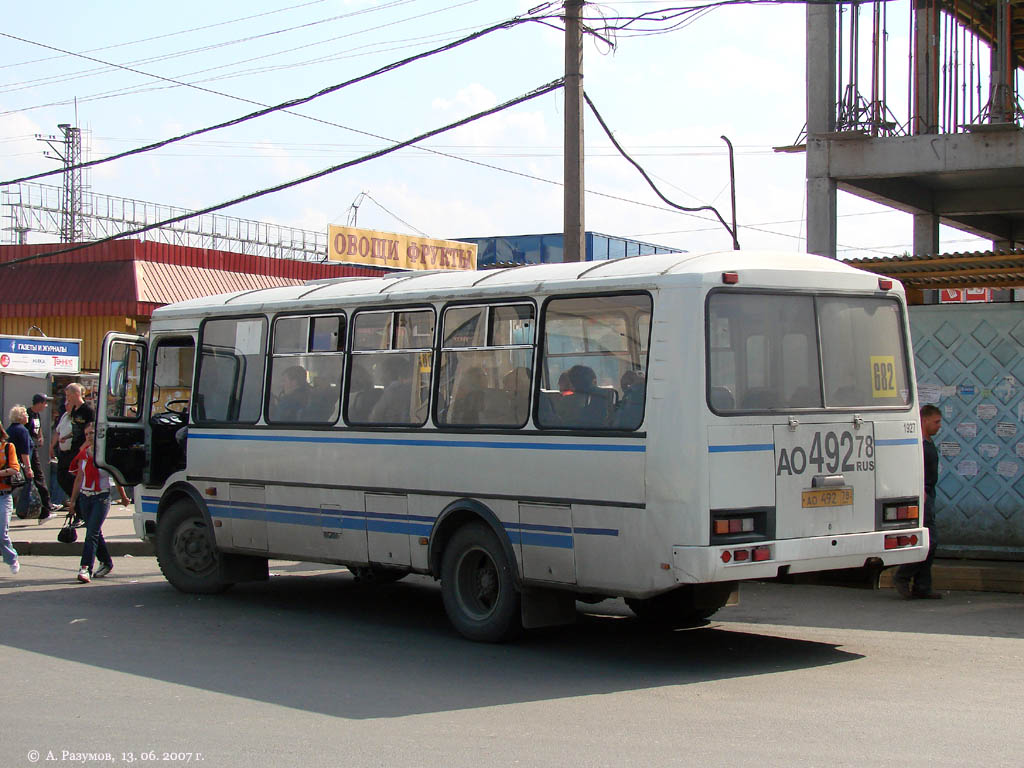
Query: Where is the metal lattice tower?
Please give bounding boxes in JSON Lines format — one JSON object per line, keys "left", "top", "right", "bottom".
{"left": 37, "top": 124, "right": 86, "bottom": 243}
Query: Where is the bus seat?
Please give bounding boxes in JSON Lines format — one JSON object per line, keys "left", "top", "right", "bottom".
{"left": 787, "top": 386, "right": 821, "bottom": 409}
{"left": 709, "top": 386, "right": 734, "bottom": 411}
{"left": 538, "top": 391, "right": 562, "bottom": 426}
{"left": 741, "top": 388, "right": 778, "bottom": 410}
{"left": 348, "top": 387, "right": 383, "bottom": 423}
{"left": 479, "top": 389, "right": 514, "bottom": 424}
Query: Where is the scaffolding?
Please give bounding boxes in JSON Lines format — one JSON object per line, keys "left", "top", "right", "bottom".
{"left": 1, "top": 181, "right": 328, "bottom": 262}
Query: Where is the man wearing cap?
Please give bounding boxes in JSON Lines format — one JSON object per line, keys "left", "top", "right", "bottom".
{"left": 19, "top": 393, "right": 56, "bottom": 522}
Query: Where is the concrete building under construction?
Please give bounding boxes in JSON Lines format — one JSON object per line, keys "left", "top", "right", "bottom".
{"left": 805, "top": 0, "right": 1024, "bottom": 259}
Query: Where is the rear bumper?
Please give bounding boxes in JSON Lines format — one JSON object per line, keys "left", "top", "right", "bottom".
{"left": 673, "top": 528, "right": 928, "bottom": 583}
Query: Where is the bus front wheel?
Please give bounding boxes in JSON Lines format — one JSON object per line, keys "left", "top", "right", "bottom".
{"left": 157, "top": 500, "right": 229, "bottom": 594}
{"left": 441, "top": 522, "right": 521, "bottom": 642}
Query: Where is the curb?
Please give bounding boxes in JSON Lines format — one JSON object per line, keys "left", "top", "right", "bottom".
{"left": 13, "top": 540, "right": 155, "bottom": 557}
{"left": 879, "top": 561, "right": 1024, "bottom": 595}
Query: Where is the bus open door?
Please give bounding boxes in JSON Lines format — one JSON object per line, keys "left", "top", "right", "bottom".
{"left": 96, "top": 332, "right": 148, "bottom": 487}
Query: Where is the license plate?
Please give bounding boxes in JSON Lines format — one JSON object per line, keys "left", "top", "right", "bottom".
{"left": 801, "top": 487, "right": 854, "bottom": 508}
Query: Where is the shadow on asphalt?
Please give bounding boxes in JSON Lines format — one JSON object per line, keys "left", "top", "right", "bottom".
{"left": 0, "top": 569, "right": 862, "bottom": 719}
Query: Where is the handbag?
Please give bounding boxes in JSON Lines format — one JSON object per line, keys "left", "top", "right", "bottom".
{"left": 3, "top": 443, "right": 25, "bottom": 488}
{"left": 57, "top": 509, "right": 78, "bottom": 544}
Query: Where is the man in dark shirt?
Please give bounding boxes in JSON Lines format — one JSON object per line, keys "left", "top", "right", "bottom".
{"left": 20, "top": 394, "right": 55, "bottom": 521}
{"left": 59, "top": 383, "right": 94, "bottom": 526}
{"left": 894, "top": 404, "right": 943, "bottom": 599}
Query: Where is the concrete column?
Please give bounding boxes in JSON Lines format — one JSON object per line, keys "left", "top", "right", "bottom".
{"left": 912, "top": 0, "right": 940, "bottom": 134}
{"left": 913, "top": 213, "right": 940, "bottom": 255}
{"left": 806, "top": 4, "right": 837, "bottom": 258}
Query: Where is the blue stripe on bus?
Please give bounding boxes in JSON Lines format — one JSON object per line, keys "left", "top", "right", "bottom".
{"left": 876, "top": 438, "right": 919, "bottom": 446}
{"left": 188, "top": 431, "right": 645, "bottom": 453}
{"left": 144, "top": 496, "right": 620, "bottom": 548}
{"left": 514, "top": 531, "right": 575, "bottom": 549}
{"left": 708, "top": 443, "right": 774, "bottom": 453}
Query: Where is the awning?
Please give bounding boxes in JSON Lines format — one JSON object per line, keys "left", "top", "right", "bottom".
{"left": 844, "top": 249, "right": 1024, "bottom": 293}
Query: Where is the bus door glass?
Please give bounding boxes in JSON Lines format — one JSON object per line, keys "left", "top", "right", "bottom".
{"left": 96, "top": 333, "right": 148, "bottom": 486}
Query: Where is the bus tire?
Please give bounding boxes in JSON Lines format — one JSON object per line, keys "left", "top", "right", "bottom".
{"left": 626, "top": 583, "right": 733, "bottom": 628}
{"left": 441, "top": 522, "right": 521, "bottom": 643}
{"left": 157, "top": 499, "right": 229, "bottom": 594}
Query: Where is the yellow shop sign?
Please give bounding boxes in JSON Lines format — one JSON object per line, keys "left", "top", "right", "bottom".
{"left": 328, "top": 225, "right": 477, "bottom": 271}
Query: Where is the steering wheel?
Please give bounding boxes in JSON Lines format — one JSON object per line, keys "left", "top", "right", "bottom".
{"left": 152, "top": 399, "right": 190, "bottom": 427}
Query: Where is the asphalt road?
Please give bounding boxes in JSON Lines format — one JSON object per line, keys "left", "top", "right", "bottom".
{"left": 1, "top": 556, "right": 1022, "bottom": 768}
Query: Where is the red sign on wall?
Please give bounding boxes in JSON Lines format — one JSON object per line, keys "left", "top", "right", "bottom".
{"left": 939, "top": 288, "right": 991, "bottom": 303}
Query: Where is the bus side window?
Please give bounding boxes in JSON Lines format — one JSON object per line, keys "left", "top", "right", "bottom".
{"left": 538, "top": 293, "right": 652, "bottom": 430}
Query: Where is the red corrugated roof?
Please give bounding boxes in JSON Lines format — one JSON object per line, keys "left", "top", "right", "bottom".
{"left": 0, "top": 240, "right": 387, "bottom": 318}
{"left": 135, "top": 261, "right": 305, "bottom": 304}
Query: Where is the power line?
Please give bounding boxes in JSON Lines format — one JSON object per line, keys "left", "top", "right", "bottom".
{"left": 0, "top": 10, "right": 555, "bottom": 188}
{"left": 584, "top": 91, "right": 738, "bottom": 246}
{"left": 362, "top": 192, "right": 430, "bottom": 237}
{"left": 0, "top": 0, "right": 426, "bottom": 93}
{"left": 0, "top": 0, "right": 330, "bottom": 72}
{"left": 3, "top": 78, "right": 565, "bottom": 269}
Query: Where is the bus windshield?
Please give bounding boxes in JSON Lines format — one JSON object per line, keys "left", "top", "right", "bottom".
{"left": 707, "top": 292, "right": 911, "bottom": 412}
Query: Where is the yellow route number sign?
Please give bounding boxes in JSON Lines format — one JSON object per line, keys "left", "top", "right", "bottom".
{"left": 870, "top": 355, "right": 897, "bottom": 398}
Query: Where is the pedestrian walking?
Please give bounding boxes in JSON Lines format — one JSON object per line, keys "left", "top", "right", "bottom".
{"left": 19, "top": 394, "right": 57, "bottom": 522}
{"left": 0, "top": 424, "right": 22, "bottom": 575}
{"left": 894, "top": 404, "right": 943, "bottom": 599}
{"left": 68, "top": 422, "right": 114, "bottom": 583}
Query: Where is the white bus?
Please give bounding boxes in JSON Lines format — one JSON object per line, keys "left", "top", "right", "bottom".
{"left": 96, "top": 250, "right": 927, "bottom": 641}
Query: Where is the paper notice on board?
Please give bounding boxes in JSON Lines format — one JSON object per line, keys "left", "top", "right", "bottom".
{"left": 918, "top": 385, "right": 941, "bottom": 404}
{"left": 976, "top": 403, "right": 998, "bottom": 421}
{"left": 939, "top": 442, "right": 961, "bottom": 457}
{"left": 996, "top": 422, "right": 1018, "bottom": 439}
{"left": 977, "top": 443, "right": 1000, "bottom": 459}
{"left": 996, "top": 461, "right": 1020, "bottom": 478}
{"left": 957, "top": 460, "right": 979, "bottom": 477}
{"left": 956, "top": 422, "right": 978, "bottom": 439}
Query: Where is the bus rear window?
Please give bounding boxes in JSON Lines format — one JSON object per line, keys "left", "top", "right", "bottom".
{"left": 707, "top": 292, "right": 910, "bottom": 413}
{"left": 819, "top": 297, "right": 910, "bottom": 408}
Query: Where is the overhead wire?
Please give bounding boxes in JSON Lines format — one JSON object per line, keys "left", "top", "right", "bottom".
{"left": 584, "top": 91, "right": 739, "bottom": 246}
{"left": 3, "top": 78, "right": 565, "bottom": 269}
{"left": 0, "top": 0, "right": 427, "bottom": 93}
{"left": 0, "top": 9, "right": 558, "bottom": 188}
{"left": 0, "top": 0, "right": 330, "bottom": 71}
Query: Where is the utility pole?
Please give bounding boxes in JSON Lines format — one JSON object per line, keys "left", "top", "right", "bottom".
{"left": 563, "top": 0, "right": 585, "bottom": 262}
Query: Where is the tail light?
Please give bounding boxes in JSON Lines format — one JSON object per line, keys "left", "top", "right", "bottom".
{"left": 879, "top": 499, "right": 920, "bottom": 529}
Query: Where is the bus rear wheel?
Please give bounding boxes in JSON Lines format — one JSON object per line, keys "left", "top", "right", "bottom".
{"left": 441, "top": 522, "right": 520, "bottom": 642}
{"left": 157, "top": 500, "right": 229, "bottom": 594}
{"left": 626, "top": 582, "right": 735, "bottom": 628}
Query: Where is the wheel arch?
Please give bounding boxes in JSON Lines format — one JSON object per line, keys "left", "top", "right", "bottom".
{"left": 157, "top": 481, "right": 212, "bottom": 528}
{"left": 428, "top": 498, "right": 521, "bottom": 587}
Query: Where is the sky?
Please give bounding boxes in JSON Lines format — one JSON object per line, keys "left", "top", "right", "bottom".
{"left": 0, "top": 0, "right": 992, "bottom": 260}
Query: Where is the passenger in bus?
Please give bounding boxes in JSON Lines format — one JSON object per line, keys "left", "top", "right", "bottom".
{"left": 449, "top": 367, "right": 488, "bottom": 424}
{"left": 275, "top": 365, "right": 311, "bottom": 422}
{"left": 557, "top": 365, "right": 611, "bottom": 427}
{"left": 368, "top": 356, "right": 414, "bottom": 424}
{"left": 503, "top": 367, "right": 532, "bottom": 425}
{"left": 612, "top": 369, "right": 645, "bottom": 428}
